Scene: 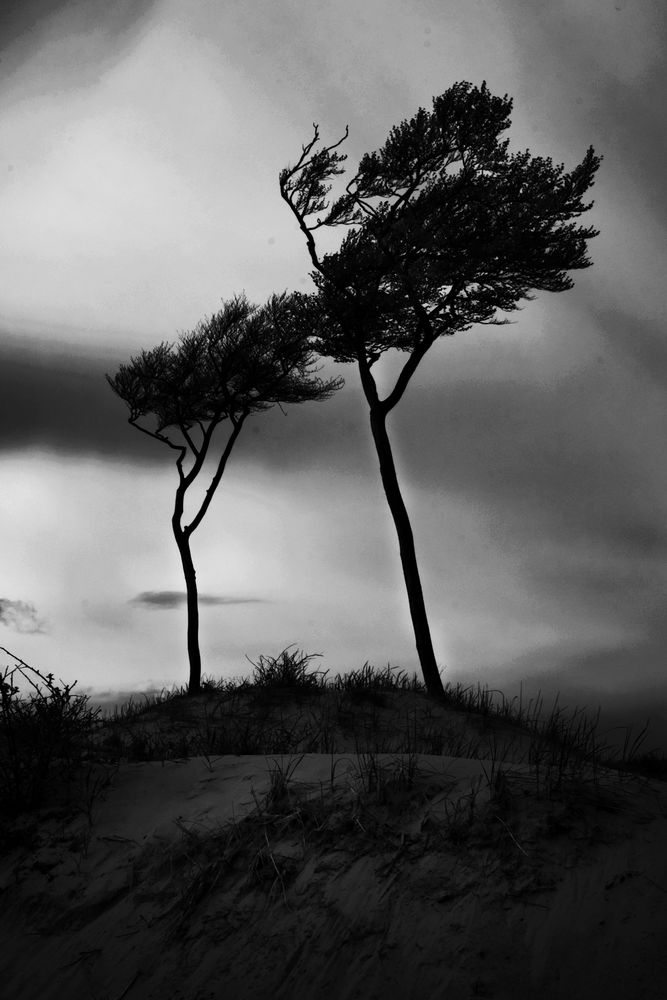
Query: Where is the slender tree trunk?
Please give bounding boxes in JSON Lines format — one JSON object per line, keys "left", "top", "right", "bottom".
{"left": 173, "top": 525, "right": 202, "bottom": 695}
{"left": 368, "top": 406, "right": 446, "bottom": 701}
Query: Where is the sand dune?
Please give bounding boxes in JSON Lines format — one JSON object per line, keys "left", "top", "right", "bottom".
{"left": 2, "top": 686, "right": 666, "bottom": 999}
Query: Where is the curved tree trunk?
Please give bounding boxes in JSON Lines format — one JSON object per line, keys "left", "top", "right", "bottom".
{"left": 368, "top": 406, "right": 446, "bottom": 701}
{"left": 173, "top": 525, "right": 202, "bottom": 695}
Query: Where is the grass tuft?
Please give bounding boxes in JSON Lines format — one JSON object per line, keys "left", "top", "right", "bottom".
{"left": 246, "top": 646, "right": 328, "bottom": 691}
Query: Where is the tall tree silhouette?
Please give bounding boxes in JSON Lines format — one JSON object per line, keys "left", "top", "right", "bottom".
{"left": 280, "top": 81, "right": 601, "bottom": 700}
{"left": 107, "top": 293, "right": 342, "bottom": 694}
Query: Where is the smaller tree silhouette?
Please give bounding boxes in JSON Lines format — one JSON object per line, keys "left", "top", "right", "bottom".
{"left": 107, "top": 292, "right": 342, "bottom": 694}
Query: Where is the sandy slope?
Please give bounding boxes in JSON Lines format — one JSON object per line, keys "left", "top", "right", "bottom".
{"left": 2, "top": 740, "right": 666, "bottom": 1000}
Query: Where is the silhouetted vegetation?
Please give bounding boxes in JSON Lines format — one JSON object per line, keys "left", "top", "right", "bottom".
{"left": 280, "top": 81, "right": 601, "bottom": 698}
{"left": 5, "top": 643, "right": 663, "bottom": 833}
{"left": 0, "top": 647, "right": 101, "bottom": 816}
{"left": 107, "top": 294, "right": 342, "bottom": 694}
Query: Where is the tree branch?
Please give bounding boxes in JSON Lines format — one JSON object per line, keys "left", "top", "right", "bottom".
{"left": 356, "top": 348, "right": 380, "bottom": 408}
{"left": 379, "top": 277, "right": 465, "bottom": 414}
{"left": 379, "top": 338, "right": 433, "bottom": 415}
{"left": 180, "top": 410, "right": 224, "bottom": 492}
{"left": 281, "top": 183, "right": 325, "bottom": 275}
{"left": 128, "top": 417, "right": 188, "bottom": 474}
{"left": 280, "top": 124, "right": 349, "bottom": 276}
{"left": 179, "top": 421, "right": 200, "bottom": 458}
{"left": 185, "top": 412, "right": 248, "bottom": 536}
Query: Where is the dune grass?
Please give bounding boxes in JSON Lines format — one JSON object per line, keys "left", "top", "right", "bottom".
{"left": 4, "top": 641, "right": 667, "bottom": 946}
{"left": 1, "top": 642, "right": 665, "bottom": 826}
{"left": 3, "top": 642, "right": 667, "bottom": 1000}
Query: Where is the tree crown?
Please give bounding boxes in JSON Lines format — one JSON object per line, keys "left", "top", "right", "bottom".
{"left": 280, "top": 80, "right": 601, "bottom": 368}
{"left": 107, "top": 292, "right": 343, "bottom": 442}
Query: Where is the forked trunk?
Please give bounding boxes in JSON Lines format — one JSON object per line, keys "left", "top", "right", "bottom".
{"left": 368, "top": 406, "right": 446, "bottom": 701}
{"left": 173, "top": 525, "right": 202, "bottom": 695}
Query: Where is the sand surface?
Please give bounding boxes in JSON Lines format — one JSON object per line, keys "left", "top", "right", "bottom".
{"left": 2, "top": 689, "right": 667, "bottom": 999}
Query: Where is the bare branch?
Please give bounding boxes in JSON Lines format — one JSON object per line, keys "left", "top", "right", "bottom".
{"left": 179, "top": 408, "right": 225, "bottom": 493}
{"left": 185, "top": 413, "right": 248, "bottom": 537}
{"left": 379, "top": 336, "right": 433, "bottom": 414}
{"left": 178, "top": 421, "right": 200, "bottom": 458}
{"left": 279, "top": 125, "right": 350, "bottom": 273}
{"left": 128, "top": 417, "right": 187, "bottom": 462}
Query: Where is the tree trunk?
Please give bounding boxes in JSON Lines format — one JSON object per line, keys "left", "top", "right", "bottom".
{"left": 368, "top": 406, "right": 446, "bottom": 701}
{"left": 173, "top": 525, "right": 202, "bottom": 695}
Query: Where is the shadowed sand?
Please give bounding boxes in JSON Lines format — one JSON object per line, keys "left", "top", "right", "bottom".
{"left": 2, "top": 683, "right": 667, "bottom": 999}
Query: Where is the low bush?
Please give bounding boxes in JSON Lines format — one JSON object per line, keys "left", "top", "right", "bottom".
{"left": 0, "top": 646, "right": 101, "bottom": 814}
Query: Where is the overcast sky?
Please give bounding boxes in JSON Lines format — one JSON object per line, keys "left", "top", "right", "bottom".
{"left": 1, "top": 0, "right": 666, "bottom": 747}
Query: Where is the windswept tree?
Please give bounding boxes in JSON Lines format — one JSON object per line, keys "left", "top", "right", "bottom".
{"left": 107, "top": 292, "right": 342, "bottom": 695}
{"left": 280, "top": 80, "right": 601, "bottom": 700}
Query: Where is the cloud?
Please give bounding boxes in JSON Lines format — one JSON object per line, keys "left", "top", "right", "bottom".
{"left": 1, "top": 0, "right": 158, "bottom": 92}
{"left": 385, "top": 323, "right": 667, "bottom": 549}
{"left": 592, "top": 307, "right": 667, "bottom": 390}
{"left": 0, "top": 331, "right": 134, "bottom": 458}
{"left": 0, "top": 598, "right": 48, "bottom": 634}
{"left": 130, "top": 591, "right": 266, "bottom": 609}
